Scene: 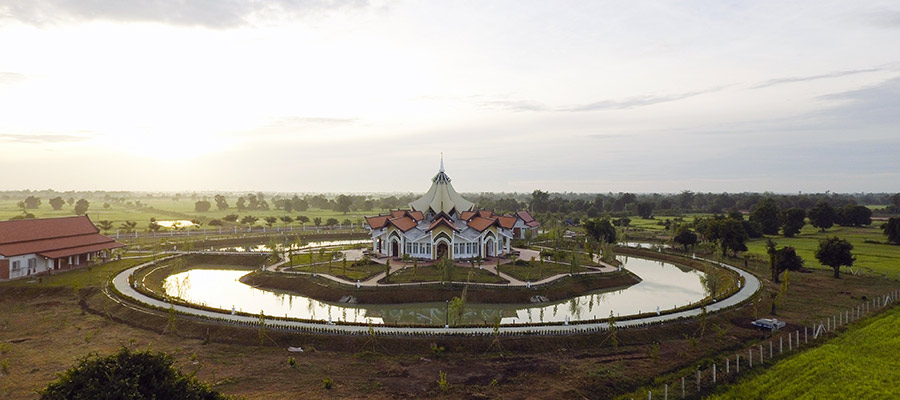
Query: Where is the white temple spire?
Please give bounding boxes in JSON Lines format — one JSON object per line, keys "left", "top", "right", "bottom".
{"left": 440, "top": 153, "right": 444, "bottom": 172}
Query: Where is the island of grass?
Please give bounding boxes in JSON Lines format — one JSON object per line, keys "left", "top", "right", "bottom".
{"left": 286, "top": 258, "right": 385, "bottom": 281}
{"left": 238, "top": 268, "right": 642, "bottom": 305}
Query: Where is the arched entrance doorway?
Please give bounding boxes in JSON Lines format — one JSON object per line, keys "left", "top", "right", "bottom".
{"left": 484, "top": 239, "right": 495, "bottom": 257}
{"left": 391, "top": 240, "right": 399, "bottom": 257}
{"left": 436, "top": 242, "right": 448, "bottom": 259}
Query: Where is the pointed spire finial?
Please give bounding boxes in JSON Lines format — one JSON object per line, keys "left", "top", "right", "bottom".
{"left": 440, "top": 152, "right": 444, "bottom": 172}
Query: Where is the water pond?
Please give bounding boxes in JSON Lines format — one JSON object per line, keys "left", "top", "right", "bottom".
{"left": 214, "top": 239, "right": 370, "bottom": 252}
{"left": 163, "top": 256, "right": 709, "bottom": 326}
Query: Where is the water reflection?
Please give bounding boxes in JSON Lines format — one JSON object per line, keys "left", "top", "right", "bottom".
{"left": 214, "top": 239, "right": 370, "bottom": 252}
{"left": 163, "top": 257, "right": 707, "bottom": 326}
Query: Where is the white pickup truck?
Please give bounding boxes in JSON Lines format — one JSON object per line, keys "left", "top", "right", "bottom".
{"left": 751, "top": 318, "right": 787, "bottom": 331}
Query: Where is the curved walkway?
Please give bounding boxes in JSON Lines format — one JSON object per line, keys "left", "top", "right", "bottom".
{"left": 109, "top": 254, "right": 760, "bottom": 335}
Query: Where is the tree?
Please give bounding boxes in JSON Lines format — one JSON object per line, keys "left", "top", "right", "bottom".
{"left": 882, "top": 218, "right": 900, "bottom": 245}
{"left": 815, "top": 237, "right": 855, "bottom": 278}
{"left": 240, "top": 215, "right": 258, "bottom": 226}
{"left": 96, "top": 220, "right": 114, "bottom": 233}
{"left": 292, "top": 197, "right": 309, "bottom": 212}
{"left": 208, "top": 219, "right": 223, "bottom": 226}
{"left": 772, "top": 246, "right": 804, "bottom": 283}
{"left": 214, "top": 194, "right": 228, "bottom": 210}
{"left": 49, "top": 196, "right": 65, "bottom": 210}
{"left": 148, "top": 218, "right": 161, "bottom": 232}
{"left": 836, "top": 205, "right": 872, "bottom": 227}
{"left": 66, "top": 197, "right": 75, "bottom": 206}
{"left": 119, "top": 221, "right": 137, "bottom": 233}
{"left": 750, "top": 198, "right": 780, "bottom": 235}
{"left": 223, "top": 214, "right": 239, "bottom": 222}
{"left": 39, "top": 347, "right": 227, "bottom": 400}
{"left": 296, "top": 215, "right": 310, "bottom": 225}
{"left": 335, "top": 195, "right": 352, "bottom": 214}
{"left": 325, "top": 217, "right": 339, "bottom": 226}
{"left": 264, "top": 216, "right": 278, "bottom": 227}
{"left": 584, "top": 218, "right": 616, "bottom": 243}
{"left": 280, "top": 216, "right": 294, "bottom": 226}
{"left": 766, "top": 239, "right": 778, "bottom": 281}
{"left": 236, "top": 197, "right": 247, "bottom": 211}
{"left": 707, "top": 218, "right": 749, "bottom": 256}
{"left": 807, "top": 201, "right": 836, "bottom": 232}
{"left": 74, "top": 199, "right": 90, "bottom": 215}
{"left": 24, "top": 196, "right": 41, "bottom": 209}
{"left": 780, "top": 208, "right": 806, "bottom": 237}
{"left": 194, "top": 200, "right": 211, "bottom": 212}
{"left": 636, "top": 202, "right": 654, "bottom": 219}
{"left": 673, "top": 226, "right": 698, "bottom": 252}
{"left": 313, "top": 217, "right": 322, "bottom": 227}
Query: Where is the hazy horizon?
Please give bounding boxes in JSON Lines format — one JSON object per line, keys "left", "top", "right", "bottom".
{"left": 1, "top": 1, "right": 899, "bottom": 193}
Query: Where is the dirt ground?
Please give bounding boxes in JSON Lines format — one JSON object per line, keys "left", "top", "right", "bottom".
{"left": 1, "top": 257, "right": 897, "bottom": 399}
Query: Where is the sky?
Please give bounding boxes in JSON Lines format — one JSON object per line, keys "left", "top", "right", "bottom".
{"left": 1, "top": 0, "right": 899, "bottom": 194}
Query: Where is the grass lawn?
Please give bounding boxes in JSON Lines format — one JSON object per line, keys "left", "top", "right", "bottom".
{"left": 0, "top": 196, "right": 391, "bottom": 232}
{"left": 745, "top": 224, "right": 900, "bottom": 277}
{"left": 287, "top": 260, "right": 385, "bottom": 281}
{"left": 708, "top": 306, "right": 900, "bottom": 399}
{"left": 385, "top": 263, "right": 507, "bottom": 284}
{"left": 500, "top": 260, "right": 594, "bottom": 281}
{"left": 1, "top": 256, "right": 158, "bottom": 289}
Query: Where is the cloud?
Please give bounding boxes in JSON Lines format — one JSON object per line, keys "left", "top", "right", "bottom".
{"left": 477, "top": 99, "right": 548, "bottom": 112}
{"left": 0, "top": 133, "right": 90, "bottom": 143}
{"left": 0, "top": 0, "right": 370, "bottom": 28}
{"left": 268, "top": 116, "right": 360, "bottom": 126}
{"left": 863, "top": 9, "right": 900, "bottom": 29}
{"left": 560, "top": 87, "right": 726, "bottom": 112}
{"left": 752, "top": 68, "right": 886, "bottom": 89}
{"left": 0, "top": 72, "right": 26, "bottom": 85}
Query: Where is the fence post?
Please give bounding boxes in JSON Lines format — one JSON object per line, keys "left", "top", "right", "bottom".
{"left": 713, "top": 363, "right": 716, "bottom": 383}
{"left": 749, "top": 349, "right": 752, "bottom": 368}
{"left": 759, "top": 344, "right": 764, "bottom": 363}
{"left": 796, "top": 330, "right": 800, "bottom": 348}
{"left": 789, "top": 332, "right": 792, "bottom": 351}
{"left": 681, "top": 376, "right": 685, "bottom": 399}
{"left": 804, "top": 327, "right": 808, "bottom": 344}
{"left": 736, "top": 354, "right": 740, "bottom": 373}
{"left": 726, "top": 358, "right": 730, "bottom": 374}
{"left": 696, "top": 370, "right": 700, "bottom": 392}
{"left": 780, "top": 336, "right": 783, "bottom": 353}
{"left": 665, "top": 384, "right": 668, "bottom": 400}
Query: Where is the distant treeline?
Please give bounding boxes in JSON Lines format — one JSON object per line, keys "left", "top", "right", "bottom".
{"left": 3, "top": 190, "right": 899, "bottom": 218}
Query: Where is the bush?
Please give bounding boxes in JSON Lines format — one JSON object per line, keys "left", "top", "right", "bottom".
{"left": 39, "top": 347, "right": 228, "bottom": 400}
{"left": 322, "top": 377, "right": 334, "bottom": 390}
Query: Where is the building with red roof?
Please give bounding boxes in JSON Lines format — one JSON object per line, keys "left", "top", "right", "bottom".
{"left": 365, "top": 159, "right": 539, "bottom": 260}
{"left": 0, "top": 216, "right": 124, "bottom": 281}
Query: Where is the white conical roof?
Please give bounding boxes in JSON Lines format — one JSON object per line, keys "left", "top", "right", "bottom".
{"left": 409, "top": 161, "right": 474, "bottom": 215}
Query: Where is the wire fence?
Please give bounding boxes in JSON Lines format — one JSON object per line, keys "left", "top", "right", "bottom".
{"left": 633, "top": 288, "right": 899, "bottom": 400}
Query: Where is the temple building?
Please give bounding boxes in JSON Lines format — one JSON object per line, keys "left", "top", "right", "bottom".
{"left": 365, "top": 161, "right": 539, "bottom": 260}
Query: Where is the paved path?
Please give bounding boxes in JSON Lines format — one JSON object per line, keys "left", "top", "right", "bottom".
{"left": 109, "top": 254, "right": 760, "bottom": 335}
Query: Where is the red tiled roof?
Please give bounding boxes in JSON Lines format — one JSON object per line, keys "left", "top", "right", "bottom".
{"left": 39, "top": 241, "right": 125, "bottom": 259}
{"left": 427, "top": 217, "right": 457, "bottom": 232}
{"left": 478, "top": 210, "right": 494, "bottom": 218}
{"left": 408, "top": 211, "right": 425, "bottom": 221}
{"left": 388, "top": 216, "right": 417, "bottom": 232}
{"left": 365, "top": 215, "right": 390, "bottom": 229}
{"left": 0, "top": 216, "right": 98, "bottom": 244}
{"left": 390, "top": 210, "right": 407, "bottom": 218}
{"left": 467, "top": 217, "right": 497, "bottom": 232}
{"left": 496, "top": 216, "right": 517, "bottom": 229}
{"left": 0, "top": 216, "right": 123, "bottom": 257}
{"left": 526, "top": 220, "right": 540, "bottom": 228}
{"left": 516, "top": 211, "right": 535, "bottom": 223}
{"left": 459, "top": 211, "right": 476, "bottom": 221}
